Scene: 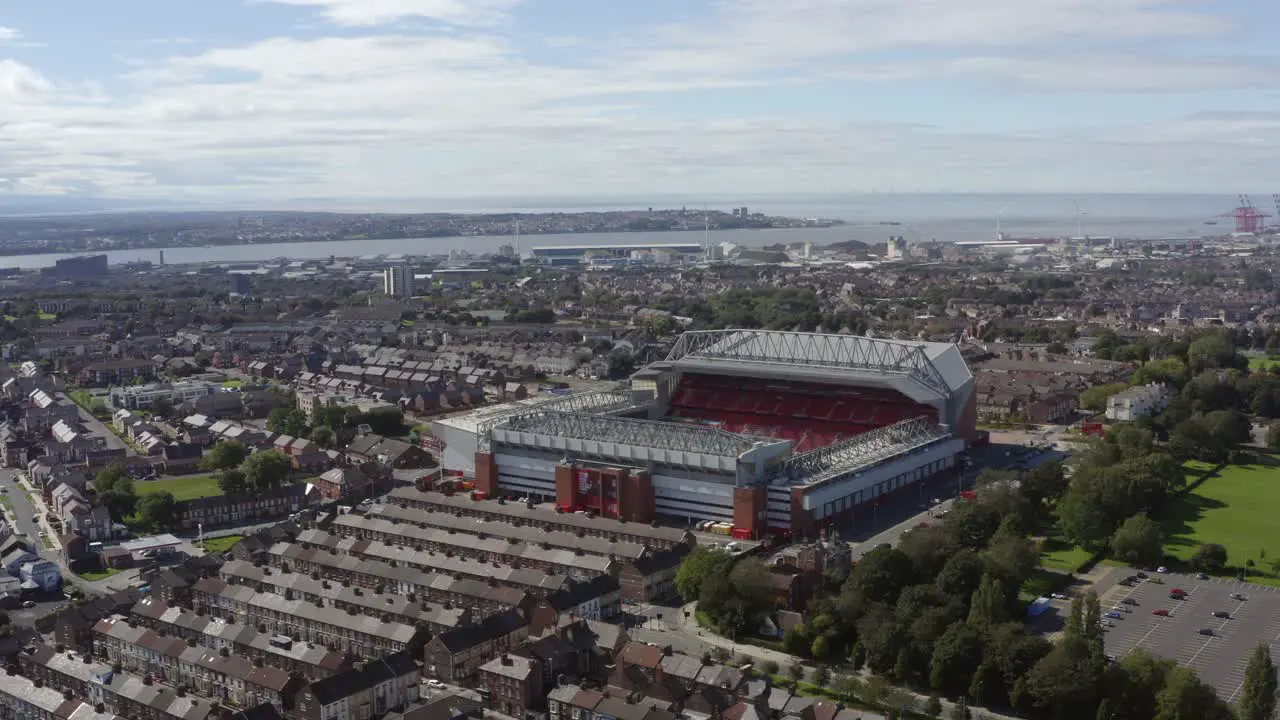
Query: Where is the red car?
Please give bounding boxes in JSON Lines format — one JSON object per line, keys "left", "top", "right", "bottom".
{"left": 1171, "top": 588, "right": 1187, "bottom": 596}
{"left": 1152, "top": 609, "right": 1170, "bottom": 616}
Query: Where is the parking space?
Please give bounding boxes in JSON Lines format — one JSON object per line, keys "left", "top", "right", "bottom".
{"left": 1101, "top": 572, "right": 1280, "bottom": 702}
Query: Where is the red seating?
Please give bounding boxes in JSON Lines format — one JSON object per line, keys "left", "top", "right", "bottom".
{"left": 667, "top": 373, "right": 935, "bottom": 450}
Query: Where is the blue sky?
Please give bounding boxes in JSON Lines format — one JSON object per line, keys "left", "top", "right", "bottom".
{"left": 1, "top": 0, "right": 1278, "bottom": 205}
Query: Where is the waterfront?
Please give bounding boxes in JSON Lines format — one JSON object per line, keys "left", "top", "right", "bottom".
{"left": 0, "top": 192, "right": 1245, "bottom": 269}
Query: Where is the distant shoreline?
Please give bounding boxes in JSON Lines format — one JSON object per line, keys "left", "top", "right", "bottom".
{"left": 0, "top": 222, "right": 850, "bottom": 260}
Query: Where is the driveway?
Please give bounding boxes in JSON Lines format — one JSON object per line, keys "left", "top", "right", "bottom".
{"left": 63, "top": 394, "right": 132, "bottom": 454}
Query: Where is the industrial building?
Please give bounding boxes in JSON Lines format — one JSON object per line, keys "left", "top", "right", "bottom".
{"left": 432, "top": 329, "right": 976, "bottom": 539}
{"left": 530, "top": 243, "right": 705, "bottom": 266}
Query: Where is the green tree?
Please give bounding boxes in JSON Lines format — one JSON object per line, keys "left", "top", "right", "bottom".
{"left": 1111, "top": 513, "right": 1164, "bottom": 567}
{"left": 968, "top": 575, "right": 1009, "bottom": 627}
{"left": 1079, "top": 383, "right": 1129, "bottom": 412}
{"left": 266, "top": 407, "right": 309, "bottom": 437}
{"left": 1188, "top": 333, "right": 1245, "bottom": 375}
{"left": 676, "top": 545, "right": 732, "bottom": 600}
{"left": 311, "top": 425, "right": 334, "bottom": 448}
{"left": 1191, "top": 543, "right": 1228, "bottom": 573}
{"left": 200, "top": 440, "right": 249, "bottom": 471}
{"left": 810, "top": 635, "right": 830, "bottom": 661}
{"left": 1022, "top": 638, "right": 1102, "bottom": 720}
{"left": 134, "top": 492, "right": 176, "bottom": 532}
{"left": 935, "top": 549, "right": 986, "bottom": 600}
{"left": 241, "top": 450, "right": 293, "bottom": 492}
{"left": 849, "top": 545, "right": 917, "bottom": 604}
{"left": 929, "top": 623, "right": 984, "bottom": 695}
{"left": 93, "top": 463, "right": 138, "bottom": 522}
{"left": 218, "top": 468, "right": 248, "bottom": 495}
{"left": 811, "top": 665, "right": 831, "bottom": 687}
{"left": 1238, "top": 644, "right": 1278, "bottom": 720}
{"left": 149, "top": 396, "right": 174, "bottom": 418}
{"left": 759, "top": 660, "right": 779, "bottom": 676}
{"left": 1155, "top": 665, "right": 1234, "bottom": 720}
{"left": 787, "top": 662, "right": 805, "bottom": 686}
{"left": 1267, "top": 422, "right": 1280, "bottom": 452}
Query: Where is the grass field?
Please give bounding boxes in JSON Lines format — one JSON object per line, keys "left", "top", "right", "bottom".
{"left": 1248, "top": 355, "right": 1280, "bottom": 373}
{"left": 1039, "top": 538, "right": 1094, "bottom": 572}
{"left": 76, "top": 568, "right": 121, "bottom": 582}
{"left": 1159, "top": 460, "right": 1280, "bottom": 572}
{"left": 137, "top": 474, "right": 222, "bottom": 501}
{"left": 200, "top": 535, "right": 243, "bottom": 553}
{"left": 221, "top": 379, "right": 244, "bottom": 389}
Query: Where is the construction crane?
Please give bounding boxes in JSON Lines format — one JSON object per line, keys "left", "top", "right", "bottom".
{"left": 1218, "top": 194, "right": 1270, "bottom": 234}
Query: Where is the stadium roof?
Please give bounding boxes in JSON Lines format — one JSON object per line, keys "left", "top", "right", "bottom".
{"left": 474, "top": 390, "right": 652, "bottom": 451}
{"left": 501, "top": 410, "right": 766, "bottom": 458}
{"left": 778, "top": 416, "right": 950, "bottom": 487}
{"left": 664, "top": 329, "right": 971, "bottom": 402}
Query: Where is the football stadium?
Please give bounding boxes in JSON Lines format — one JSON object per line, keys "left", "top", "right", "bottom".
{"left": 431, "top": 329, "right": 977, "bottom": 540}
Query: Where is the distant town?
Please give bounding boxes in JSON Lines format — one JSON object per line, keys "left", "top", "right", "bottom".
{"left": 0, "top": 207, "right": 843, "bottom": 256}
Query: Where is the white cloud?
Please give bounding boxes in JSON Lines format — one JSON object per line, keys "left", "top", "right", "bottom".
{"left": 0, "top": 0, "right": 1274, "bottom": 201}
{"left": 0, "top": 59, "right": 51, "bottom": 102}
{"left": 0, "top": 26, "right": 20, "bottom": 42}
{"left": 257, "top": 0, "right": 522, "bottom": 26}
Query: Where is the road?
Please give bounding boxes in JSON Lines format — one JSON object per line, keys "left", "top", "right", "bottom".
{"left": 70, "top": 399, "right": 132, "bottom": 454}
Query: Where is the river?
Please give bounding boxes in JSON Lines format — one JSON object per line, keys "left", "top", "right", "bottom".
{"left": 0, "top": 192, "right": 1238, "bottom": 269}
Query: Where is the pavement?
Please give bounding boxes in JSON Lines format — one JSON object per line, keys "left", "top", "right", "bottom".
{"left": 1102, "top": 570, "right": 1280, "bottom": 703}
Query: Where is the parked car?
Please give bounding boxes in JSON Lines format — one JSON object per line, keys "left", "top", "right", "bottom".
{"left": 1157, "top": 566, "right": 1169, "bottom": 573}
{"left": 1198, "top": 628, "right": 1214, "bottom": 636}
{"left": 1136, "top": 572, "right": 1149, "bottom": 579}
{"left": 1051, "top": 593, "right": 1068, "bottom": 600}
{"left": 1121, "top": 598, "right": 1138, "bottom": 605}
{"left": 1105, "top": 611, "right": 1124, "bottom": 619}
{"left": 1212, "top": 611, "right": 1231, "bottom": 619}
{"left": 1149, "top": 577, "right": 1164, "bottom": 584}
{"left": 1196, "top": 572, "right": 1209, "bottom": 580}
{"left": 1152, "top": 609, "right": 1170, "bottom": 617}
{"left": 1171, "top": 588, "right": 1187, "bottom": 596}
{"left": 1230, "top": 593, "right": 1247, "bottom": 601}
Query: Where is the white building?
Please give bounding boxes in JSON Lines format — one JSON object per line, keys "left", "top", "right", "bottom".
{"left": 20, "top": 559, "right": 62, "bottom": 592}
{"left": 383, "top": 265, "right": 415, "bottom": 297}
{"left": 1105, "top": 383, "right": 1172, "bottom": 422}
{"left": 109, "top": 381, "right": 217, "bottom": 410}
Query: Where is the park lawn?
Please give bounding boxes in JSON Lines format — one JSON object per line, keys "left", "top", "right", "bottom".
{"left": 37, "top": 313, "right": 57, "bottom": 321}
{"left": 221, "top": 379, "right": 244, "bottom": 389}
{"left": 1021, "top": 567, "right": 1071, "bottom": 600}
{"left": 77, "top": 567, "right": 121, "bottom": 582}
{"left": 137, "top": 474, "right": 222, "bottom": 501}
{"left": 1158, "top": 461, "right": 1280, "bottom": 570}
{"left": 200, "top": 535, "right": 243, "bottom": 553}
{"left": 1248, "top": 355, "right": 1280, "bottom": 373}
{"left": 1039, "top": 538, "right": 1094, "bottom": 572}
{"left": 67, "top": 389, "right": 94, "bottom": 409}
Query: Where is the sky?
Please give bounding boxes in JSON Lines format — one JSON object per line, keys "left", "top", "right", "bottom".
{"left": 0, "top": 0, "right": 1278, "bottom": 206}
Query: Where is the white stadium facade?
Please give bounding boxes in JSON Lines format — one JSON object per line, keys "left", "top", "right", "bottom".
{"left": 431, "top": 329, "right": 978, "bottom": 540}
